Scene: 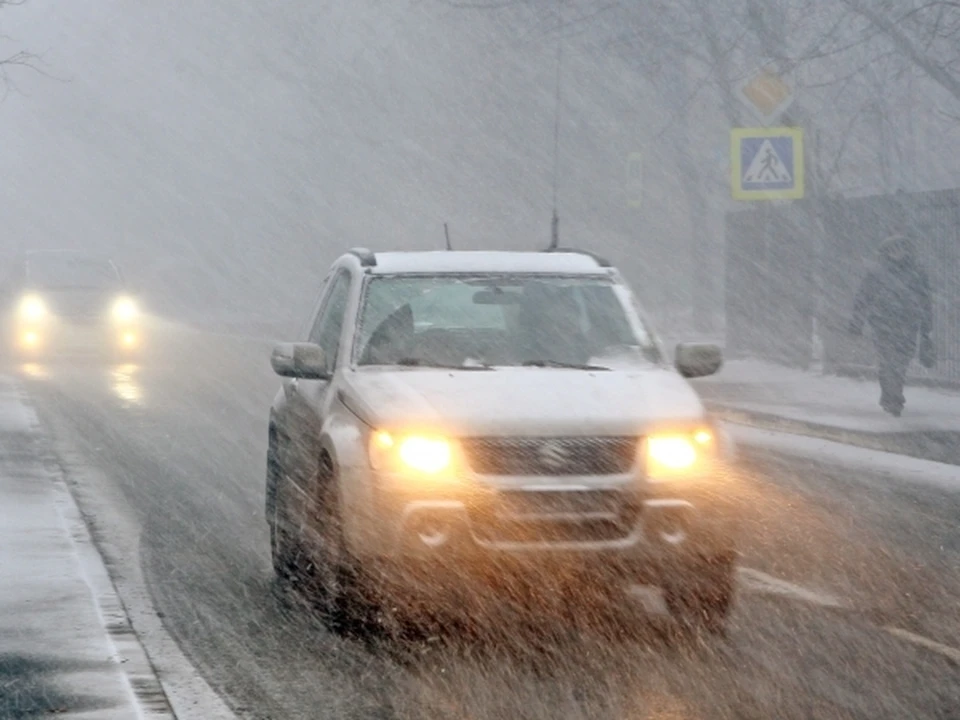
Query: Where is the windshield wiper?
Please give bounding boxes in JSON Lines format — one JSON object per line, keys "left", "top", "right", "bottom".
{"left": 396, "top": 358, "right": 494, "bottom": 370}
{"left": 521, "top": 359, "right": 611, "bottom": 371}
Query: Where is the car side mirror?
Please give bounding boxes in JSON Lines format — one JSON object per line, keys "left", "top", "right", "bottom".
{"left": 675, "top": 342, "right": 723, "bottom": 379}
{"left": 271, "top": 342, "right": 330, "bottom": 379}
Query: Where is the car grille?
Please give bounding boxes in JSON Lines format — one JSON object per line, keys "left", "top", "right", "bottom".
{"left": 48, "top": 296, "right": 108, "bottom": 323}
{"left": 460, "top": 436, "right": 638, "bottom": 476}
{"left": 62, "top": 310, "right": 104, "bottom": 324}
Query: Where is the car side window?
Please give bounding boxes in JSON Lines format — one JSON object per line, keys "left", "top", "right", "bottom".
{"left": 299, "top": 274, "right": 332, "bottom": 341}
{"left": 307, "top": 270, "right": 351, "bottom": 370}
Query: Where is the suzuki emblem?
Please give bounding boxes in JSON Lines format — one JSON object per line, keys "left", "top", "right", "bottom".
{"left": 538, "top": 441, "right": 569, "bottom": 470}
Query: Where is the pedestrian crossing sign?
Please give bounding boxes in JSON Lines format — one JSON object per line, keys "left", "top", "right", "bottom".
{"left": 731, "top": 127, "right": 804, "bottom": 200}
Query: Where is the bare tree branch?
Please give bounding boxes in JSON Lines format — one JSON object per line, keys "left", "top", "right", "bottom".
{"left": 0, "top": 0, "right": 43, "bottom": 97}
{"left": 842, "top": 0, "right": 960, "bottom": 105}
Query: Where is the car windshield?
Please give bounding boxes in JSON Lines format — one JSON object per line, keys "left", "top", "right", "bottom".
{"left": 25, "top": 255, "right": 122, "bottom": 290}
{"left": 354, "top": 274, "right": 658, "bottom": 368}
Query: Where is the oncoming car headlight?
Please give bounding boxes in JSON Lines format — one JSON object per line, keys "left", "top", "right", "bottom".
{"left": 111, "top": 297, "right": 139, "bottom": 323}
{"left": 644, "top": 428, "right": 716, "bottom": 480}
{"left": 368, "top": 430, "right": 454, "bottom": 475}
{"left": 18, "top": 295, "right": 48, "bottom": 322}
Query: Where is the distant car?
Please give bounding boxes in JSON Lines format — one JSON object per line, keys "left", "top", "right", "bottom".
{"left": 1, "top": 250, "right": 142, "bottom": 359}
{"left": 266, "top": 247, "right": 739, "bottom": 635}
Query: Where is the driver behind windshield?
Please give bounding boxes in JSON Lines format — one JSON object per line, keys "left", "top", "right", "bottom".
{"left": 516, "top": 282, "right": 594, "bottom": 366}
{"left": 357, "top": 275, "right": 646, "bottom": 368}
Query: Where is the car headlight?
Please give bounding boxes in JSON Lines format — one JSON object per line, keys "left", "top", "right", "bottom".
{"left": 112, "top": 297, "right": 139, "bottom": 323}
{"left": 369, "top": 430, "right": 454, "bottom": 475}
{"left": 18, "top": 295, "right": 47, "bottom": 322}
{"left": 645, "top": 429, "right": 715, "bottom": 480}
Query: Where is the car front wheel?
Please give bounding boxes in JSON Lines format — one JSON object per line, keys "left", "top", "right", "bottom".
{"left": 267, "top": 429, "right": 294, "bottom": 581}
{"left": 308, "top": 455, "right": 377, "bottom": 636}
{"left": 270, "top": 481, "right": 298, "bottom": 583}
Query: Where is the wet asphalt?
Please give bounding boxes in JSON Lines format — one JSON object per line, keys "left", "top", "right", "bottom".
{"left": 14, "top": 323, "right": 960, "bottom": 720}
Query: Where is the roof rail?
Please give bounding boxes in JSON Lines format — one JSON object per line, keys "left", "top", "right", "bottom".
{"left": 347, "top": 247, "right": 377, "bottom": 267}
{"left": 541, "top": 246, "right": 611, "bottom": 267}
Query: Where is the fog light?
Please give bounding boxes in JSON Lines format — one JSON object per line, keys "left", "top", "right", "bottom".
{"left": 645, "top": 500, "right": 694, "bottom": 546}
{"left": 656, "top": 508, "right": 690, "bottom": 544}
{"left": 120, "top": 332, "right": 137, "bottom": 348}
{"left": 411, "top": 513, "right": 453, "bottom": 548}
{"left": 21, "top": 331, "right": 39, "bottom": 348}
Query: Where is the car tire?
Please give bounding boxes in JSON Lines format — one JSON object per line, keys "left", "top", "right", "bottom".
{"left": 269, "top": 435, "right": 315, "bottom": 590}
{"left": 662, "top": 552, "right": 736, "bottom": 637}
{"left": 270, "top": 486, "right": 298, "bottom": 584}
{"left": 309, "top": 454, "right": 376, "bottom": 637}
{"left": 267, "top": 429, "right": 293, "bottom": 582}
{"left": 270, "top": 507, "right": 295, "bottom": 582}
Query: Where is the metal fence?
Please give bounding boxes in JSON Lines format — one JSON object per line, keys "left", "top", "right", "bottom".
{"left": 724, "top": 188, "right": 960, "bottom": 385}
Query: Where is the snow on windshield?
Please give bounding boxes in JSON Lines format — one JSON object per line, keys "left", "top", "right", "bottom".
{"left": 355, "top": 274, "right": 655, "bottom": 367}
{"left": 26, "top": 256, "right": 121, "bottom": 290}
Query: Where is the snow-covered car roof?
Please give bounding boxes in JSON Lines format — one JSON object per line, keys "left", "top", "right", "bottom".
{"left": 362, "top": 250, "right": 612, "bottom": 275}
{"left": 24, "top": 249, "right": 115, "bottom": 262}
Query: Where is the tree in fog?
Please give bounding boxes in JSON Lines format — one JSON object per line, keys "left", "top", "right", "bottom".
{"left": 0, "top": 0, "right": 39, "bottom": 96}
{"left": 440, "top": 0, "right": 960, "bottom": 180}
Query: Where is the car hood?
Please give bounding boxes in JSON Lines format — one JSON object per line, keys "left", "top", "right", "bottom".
{"left": 27, "top": 288, "right": 121, "bottom": 318}
{"left": 340, "top": 365, "right": 707, "bottom": 436}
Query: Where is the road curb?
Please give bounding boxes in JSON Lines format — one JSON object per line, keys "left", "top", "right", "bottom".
{"left": 708, "top": 404, "right": 960, "bottom": 466}
{"left": 28, "top": 385, "right": 242, "bottom": 720}
{"left": 1, "top": 375, "right": 178, "bottom": 719}
{"left": 51, "top": 478, "right": 179, "bottom": 719}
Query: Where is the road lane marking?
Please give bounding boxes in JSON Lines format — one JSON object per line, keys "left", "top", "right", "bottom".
{"left": 883, "top": 626, "right": 960, "bottom": 664}
{"left": 628, "top": 567, "right": 846, "bottom": 614}
{"left": 739, "top": 570, "right": 960, "bottom": 665}
{"left": 627, "top": 584, "right": 669, "bottom": 615}
{"left": 737, "top": 567, "right": 847, "bottom": 609}
{"left": 54, "top": 481, "right": 178, "bottom": 719}
{"left": 662, "top": 567, "right": 960, "bottom": 666}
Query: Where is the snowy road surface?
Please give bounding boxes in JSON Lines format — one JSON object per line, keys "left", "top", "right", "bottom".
{"left": 12, "top": 321, "right": 960, "bottom": 720}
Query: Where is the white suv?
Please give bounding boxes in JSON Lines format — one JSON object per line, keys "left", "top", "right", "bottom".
{"left": 266, "top": 248, "right": 739, "bottom": 634}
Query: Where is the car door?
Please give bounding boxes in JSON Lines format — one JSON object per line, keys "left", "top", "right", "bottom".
{"left": 283, "top": 269, "right": 353, "bottom": 530}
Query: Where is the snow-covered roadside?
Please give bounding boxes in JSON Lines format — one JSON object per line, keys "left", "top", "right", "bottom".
{"left": 728, "top": 422, "right": 960, "bottom": 493}
{"left": 697, "top": 358, "right": 960, "bottom": 435}
{"left": 0, "top": 376, "right": 173, "bottom": 719}
{"left": 0, "top": 375, "right": 237, "bottom": 720}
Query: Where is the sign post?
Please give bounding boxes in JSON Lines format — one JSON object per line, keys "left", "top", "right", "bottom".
{"left": 625, "top": 152, "right": 643, "bottom": 208}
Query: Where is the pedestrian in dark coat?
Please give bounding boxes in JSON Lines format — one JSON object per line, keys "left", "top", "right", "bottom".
{"left": 849, "top": 235, "right": 935, "bottom": 416}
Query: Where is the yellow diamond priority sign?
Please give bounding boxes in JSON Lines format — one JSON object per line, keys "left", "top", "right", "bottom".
{"left": 737, "top": 67, "right": 794, "bottom": 125}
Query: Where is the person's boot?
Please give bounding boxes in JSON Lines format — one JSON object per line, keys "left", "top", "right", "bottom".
{"left": 880, "top": 400, "right": 903, "bottom": 417}
{"left": 880, "top": 395, "right": 903, "bottom": 417}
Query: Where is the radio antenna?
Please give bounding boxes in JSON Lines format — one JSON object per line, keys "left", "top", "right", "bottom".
{"left": 548, "top": 0, "right": 564, "bottom": 251}
{"left": 444, "top": 222, "right": 452, "bottom": 250}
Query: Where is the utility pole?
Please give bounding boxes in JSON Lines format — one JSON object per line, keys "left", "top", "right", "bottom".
{"left": 663, "top": 54, "right": 715, "bottom": 334}
{"left": 548, "top": 0, "right": 564, "bottom": 251}
{"left": 744, "top": 0, "right": 828, "bottom": 371}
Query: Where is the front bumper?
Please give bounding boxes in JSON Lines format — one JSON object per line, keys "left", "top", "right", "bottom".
{"left": 351, "top": 469, "right": 740, "bottom": 588}
{"left": 9, "top": 319, "right": 141, "bottom": 355}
